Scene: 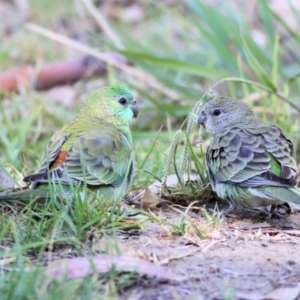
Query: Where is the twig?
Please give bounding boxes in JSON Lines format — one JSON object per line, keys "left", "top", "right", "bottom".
{"left": 80, "top": 0, "right": 124, "bottom": 49}
{"left": 25, "top": 23, "right": 180, "bottom": 101}
{"left": 0, "top": 55, "right": 118, "bottom": 92}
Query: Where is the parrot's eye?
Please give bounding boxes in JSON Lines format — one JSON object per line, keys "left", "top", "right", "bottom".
{"left": 213, "top": 109, "right": 221, "bottom": 116}
{"left": 118, "top": 97, "right": 128, "bottom": 105}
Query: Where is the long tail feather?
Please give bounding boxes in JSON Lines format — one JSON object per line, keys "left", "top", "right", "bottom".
{"left": 264, "top": 187, "right": 300, "bottom": 209}
{"left": 0, "top": 188, "right": 50, "bottom": 202}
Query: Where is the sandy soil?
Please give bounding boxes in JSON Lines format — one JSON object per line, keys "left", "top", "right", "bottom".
{"left": 119, "top": 199, "right": 300, "bottom": 300}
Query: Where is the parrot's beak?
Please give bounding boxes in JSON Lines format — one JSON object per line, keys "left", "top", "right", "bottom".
{"left": 198, "top": 112, "right": 206, "bottom": 127}
{"left": 131, "top": 101, "right": 139, "bottom": 118}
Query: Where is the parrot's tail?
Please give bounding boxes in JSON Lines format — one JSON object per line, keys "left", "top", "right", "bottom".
{"left": 0, "top": 188, "right": 50, "bottom": 202}
{"left": 264, "top": 186, "right": 300, "bottom": 209}
{"left": 286, "top": 187, "right": 300, "bottom": 208}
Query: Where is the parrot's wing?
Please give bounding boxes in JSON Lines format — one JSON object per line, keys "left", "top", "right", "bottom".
{"left": 207, "top": 126, "right": 297, "bottom": 188}
{"left": 262, "top": 125, "right": 297, "bottom": 179}
{"left": 62, "top": 127, "right": 133, "bottom": 187}
{"left": 25, "top": 126, "right": 133, "bottom": 187}
{"left": 38, "top": 131, "right": 69, "bottom": 173}
{"left": 23, "top": 131, "right": 68, "bottom": 184}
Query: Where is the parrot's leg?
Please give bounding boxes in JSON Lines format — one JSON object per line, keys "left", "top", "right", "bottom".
{"left": 269, "top": 204, "right": 277, "bottom": 214}
{"left": 221, "top": 202, "right": 236, "bottom": 217}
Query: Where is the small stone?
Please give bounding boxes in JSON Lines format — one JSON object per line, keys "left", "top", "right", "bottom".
{"left": 261, "top": 240, "right": 268, "bottom": 247}
{"left": 286, "top": 259, "right": 296, "bottom": 266}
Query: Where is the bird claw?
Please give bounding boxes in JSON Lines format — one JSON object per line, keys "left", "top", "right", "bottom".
{"left": 266, "top": 203, "right": 292, "bottom": 219}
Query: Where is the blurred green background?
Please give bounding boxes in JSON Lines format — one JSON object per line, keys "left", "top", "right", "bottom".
{"left": 1, "top": 1, "right": 300, "bottom": 182}
{"left": 0, "top": 1, "right": 300, "bottom": 298}
{"left": 1, "top": 1, "right": 300, "bottom": 187}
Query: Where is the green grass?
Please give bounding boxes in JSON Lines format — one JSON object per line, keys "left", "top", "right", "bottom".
{"left": 0, "top": 0, "right": 300, "bottom": 298}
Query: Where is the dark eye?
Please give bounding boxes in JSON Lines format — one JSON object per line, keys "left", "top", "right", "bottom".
{"left": 213, "top": 109, "right": 221, "bottom": 116}
{"left": 118, "top": 97, "right": 128, "bottom": 105}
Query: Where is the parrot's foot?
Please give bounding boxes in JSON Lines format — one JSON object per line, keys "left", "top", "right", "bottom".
{"left": 263, "top": 207, "right": 285, "bottom": 220}
{"left": 266, "top": 203, "right": 292, "bottom": 219}
{"left": 277, "top": 203, "right": 296, "bottom": 214}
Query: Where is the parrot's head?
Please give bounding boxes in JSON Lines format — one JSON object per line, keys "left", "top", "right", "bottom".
{"left": 198, "top": 97, "right": 254, "bottom": 135}
{"left": 84, "top": 85, "right": 138, "bottom": 123}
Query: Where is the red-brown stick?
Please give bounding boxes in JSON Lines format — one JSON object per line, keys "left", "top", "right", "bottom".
{"left": 0, "top": 54, "right": 125, "bottom": 92}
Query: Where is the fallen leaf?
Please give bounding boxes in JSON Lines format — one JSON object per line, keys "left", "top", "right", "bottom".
{"left": 0, "top": 256, "right": 16, "bottom": 266}
{"left": 46, "top": 254, "right": 181, "bottom": 282}
{"left": 0, "top": 167, "right": 15, "bottom": 190}
{"left": 236, "top": 283, "right": 300, "bottom": 300}
{"left": 263, "top": 284, "right": 300, "bottom": 300}
{"left": 141, "top": 188, "right": 172, "bottom": 210}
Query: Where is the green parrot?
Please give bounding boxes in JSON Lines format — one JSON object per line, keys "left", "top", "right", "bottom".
{"left": 0, "top": 85, "right": 138, "bottom": 202}
{"left": 198, "top": 96, "right": 300, "bottom": 215}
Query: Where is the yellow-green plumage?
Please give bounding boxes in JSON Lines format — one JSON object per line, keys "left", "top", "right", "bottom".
{"left": 267, "top": 153, "right": 282, "bottom": 177}
{"left": 0, "top": 85, "right": 138, "bottom": 203}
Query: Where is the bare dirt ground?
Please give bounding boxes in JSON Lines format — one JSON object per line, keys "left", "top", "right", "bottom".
{"left": 119, "top": 199, "right": 300, "bottom": 300}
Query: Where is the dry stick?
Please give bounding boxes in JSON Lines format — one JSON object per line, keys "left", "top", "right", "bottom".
{"left": 25, "top": 23, "right": 180, "bottom": 101}
{"left": 34, "top": 56, "right": 107, "bottom": 90}
{"left": 80, "top": 0, "right": 181, "bottom": 101}
{"left": 25, "top": 23, "right": 128, "bottom": 71}
{"left": 0, "top": 56, "right": 112, "bottom": 92}
{"left": 81, "top": 0, "right": 124, "bottom": 49}
{"left": 227, "top": 226, "right": 300, "bottom": 236}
